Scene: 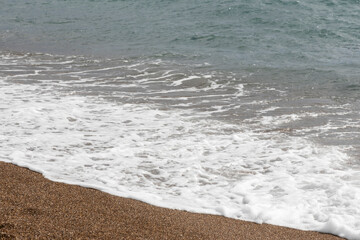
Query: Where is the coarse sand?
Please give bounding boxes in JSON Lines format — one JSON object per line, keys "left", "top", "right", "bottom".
{"left": 0, "top": 161, "right": 344, "bottom": 240}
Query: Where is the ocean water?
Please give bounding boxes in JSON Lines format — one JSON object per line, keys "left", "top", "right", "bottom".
{"left": 1, "top": 1, "right": 360, "bottom": 239}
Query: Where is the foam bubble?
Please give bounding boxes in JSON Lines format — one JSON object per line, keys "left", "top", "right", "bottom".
{"left": 1, "top": 53, "right": 360, "bottom": 239}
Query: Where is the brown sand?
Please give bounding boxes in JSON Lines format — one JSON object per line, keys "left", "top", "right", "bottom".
{"left": 0, "top": 161, "right": 344, "bottom": 240}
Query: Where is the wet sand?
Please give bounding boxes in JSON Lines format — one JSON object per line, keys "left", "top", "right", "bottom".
{"left": 0, "top": 161, "right": 344, "bottom": 240}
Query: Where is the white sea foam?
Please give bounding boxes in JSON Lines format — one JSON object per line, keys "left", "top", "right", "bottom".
{"left": 1, "top": 73, "right": 359, "bottom": 239}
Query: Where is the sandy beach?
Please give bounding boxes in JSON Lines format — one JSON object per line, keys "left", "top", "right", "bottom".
{"left": 0, "top": 161, "right": 344, "bottom": 240}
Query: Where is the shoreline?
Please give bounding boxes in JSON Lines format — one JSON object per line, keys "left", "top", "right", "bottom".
{"left": 0, "top": 161, "right": 344, "bottom": 240}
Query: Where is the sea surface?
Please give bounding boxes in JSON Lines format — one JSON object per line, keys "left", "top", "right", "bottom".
{"left": 1, "top": 1, "right": 360, "bottom": 239}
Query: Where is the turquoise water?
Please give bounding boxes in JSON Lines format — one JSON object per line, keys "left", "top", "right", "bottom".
{"left": 1, "top": 1, "right": 360, "bottom": 239}
{"left": 2, "top": 0, "right": 359, "bottom": 149}
{"left": 1, "top": 0, "right": 360, "bottom": 70}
